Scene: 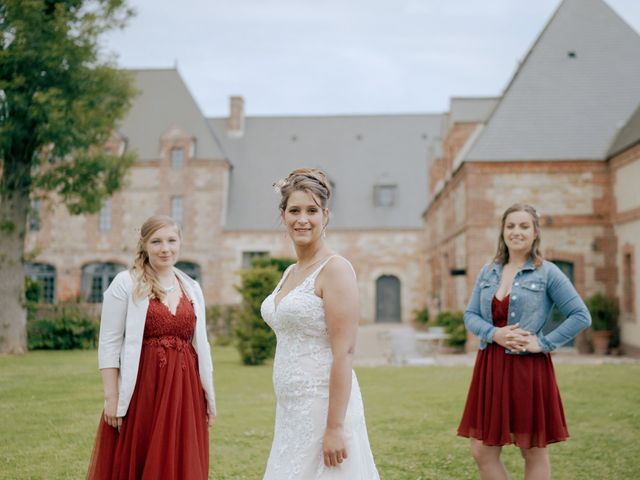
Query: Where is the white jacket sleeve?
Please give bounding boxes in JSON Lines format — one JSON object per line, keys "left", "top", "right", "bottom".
{"left": 193, "top": 280, "right": 216, "bottom": 416}
{"left": 98, "top": 272, "right": 130, "bottom": 369}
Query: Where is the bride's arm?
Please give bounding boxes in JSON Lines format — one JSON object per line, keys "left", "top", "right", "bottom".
{"left": 319, "top": 257, "right": 360, "bottom": 467}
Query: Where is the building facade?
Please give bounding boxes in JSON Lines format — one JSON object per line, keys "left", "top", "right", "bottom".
{"left": 423, "top": 0, "right": 640, "bottom": 352}
{"left": 25, "top": 70, "right": 444, "bottom": 326}
{"left": 23, "top": 0, "right": 640, "bottom": 351}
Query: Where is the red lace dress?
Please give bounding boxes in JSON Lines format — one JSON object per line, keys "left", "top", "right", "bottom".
{"left": 457, "top": 294, "right": 569, "bottom": 448}
{"left": 87, "top": 294, "right": 209, "bottom": 479}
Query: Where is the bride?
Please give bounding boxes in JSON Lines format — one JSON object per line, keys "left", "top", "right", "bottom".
{"left": 261, "top": 168, "right": 380, "bottom": 480}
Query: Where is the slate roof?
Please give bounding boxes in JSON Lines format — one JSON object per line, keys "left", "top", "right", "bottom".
{"left": 608, "top": 103, "right": 640, "bottom": 158}
{"left": 209, "top": 114, "right": 445, "bottom": 230}
{"left": 120, "top": 69, "right": 225, "bottom": 160}
{"left": 447, "top": 97, "right": 499, "bottom": 127}
{"left": 464, "top": 0, "right": 640, "bottom": 162}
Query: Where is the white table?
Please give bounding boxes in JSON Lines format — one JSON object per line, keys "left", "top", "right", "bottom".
{"left": 414, "top": 331, "right": 450, "bottom": 356}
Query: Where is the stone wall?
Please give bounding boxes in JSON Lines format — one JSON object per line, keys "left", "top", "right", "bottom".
{"left": 24, "top": 155, "right": 230, "bottom": 304}
{"left": 220, "top": 229, "right": 426, "bottom": 325}
{"left": 611, "top": 144, "right": 640, "bottom": 351}
{"left": 423, "top": 159, "right": 620, "bottom": 350}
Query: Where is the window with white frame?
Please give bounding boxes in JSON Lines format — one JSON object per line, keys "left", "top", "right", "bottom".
{"left": 98, "top": 198, "right": 112, "bottom": 232}
{"left": 81, "top": 263, "right": 126, "bottom": 303}
{"left": 171, "top": 147, "right": 184, "bottom": 169}
{"left": 29, "top": 199, "right": 40, "bottom": 232}
{"left": 373, "top": 184, "right": 397, "bottom": 207}
{"left": 171, "top": 196, "right": 184, "bottom": 225}
{"left": 242, "top": 251, "right": 268, "bottom": 269}
{"left": 176, "top": 261, "right": 201, "bottom": 282}
{"left": 24, "top": 263, "right": 56, "bottom": 303}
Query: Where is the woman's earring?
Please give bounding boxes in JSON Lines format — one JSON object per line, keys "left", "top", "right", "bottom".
{"left": 322, "top": 224, "right": 327, "bottom": 239}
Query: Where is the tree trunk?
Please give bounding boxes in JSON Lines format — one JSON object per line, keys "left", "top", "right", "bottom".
{"left": 0, "top": 191, "right": 29, "bottom": 354}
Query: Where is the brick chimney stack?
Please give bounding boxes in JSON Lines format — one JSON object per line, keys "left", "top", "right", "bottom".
{"left": 227, "top": 96, "right": 245, "bottom": 138}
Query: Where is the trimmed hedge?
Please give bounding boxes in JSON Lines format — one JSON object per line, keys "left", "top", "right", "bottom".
{"left": 27, "top": 303, "right": 99, "bottom": 350}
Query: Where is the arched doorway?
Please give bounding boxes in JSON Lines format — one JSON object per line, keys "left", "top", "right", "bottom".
{"left": 376, "top": 275, "right": 401, "bottom": 323}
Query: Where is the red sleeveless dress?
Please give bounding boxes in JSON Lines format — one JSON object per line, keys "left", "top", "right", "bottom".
{"left": 87, "top": 294, "right": 209, "bottom": 479}
{"left": 457, "top": 294, "right": 569, "bottom": 448}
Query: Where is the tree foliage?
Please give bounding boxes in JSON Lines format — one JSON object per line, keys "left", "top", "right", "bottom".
{"left": 0, "top": 0, "right": 137, "bottom": 208}
{"left": 0, "top": 0, "right": 137, "bottom": 353}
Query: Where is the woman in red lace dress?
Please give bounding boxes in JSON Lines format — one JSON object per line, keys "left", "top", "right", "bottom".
{"left": 87, "top": 215, "right": 216, "bottom": 479}
{"left": 458, "top": 204, "right": 591, "bottom": 480}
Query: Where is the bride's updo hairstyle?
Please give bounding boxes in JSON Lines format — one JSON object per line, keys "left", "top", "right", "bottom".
{"left": 131, "top": 215, "right": 182, "bottom": 301}
{"left": 276, "top": 168, "right": 332, "bottom": 211}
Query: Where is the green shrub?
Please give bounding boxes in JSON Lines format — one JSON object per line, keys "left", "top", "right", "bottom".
{"left": 585, "top": 293, "right": 619, "bottom": 331}
{"left": 234, "top": 257, "right": 295, "bottom": 365}
{"left": 27, "top": 303, "right": 99, "bottom": 350}
{"left": 24, "top": 277, "right": 43, "bottom": 321}
{"left": 413, "top": 307, "right": 430, "bottom": 326}
{"left": 207, "top": 304, "right": 239, "bottom": 346}
{"left": 434, "top": 310, "right": 466, "bottom": 347}
{"left": 251, "top": 256, "right": 295, "bottom": 272}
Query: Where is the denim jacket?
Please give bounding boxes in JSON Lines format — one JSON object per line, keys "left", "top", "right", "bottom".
{"left": 464, "top": 259, "right": 591, "bottom": 353}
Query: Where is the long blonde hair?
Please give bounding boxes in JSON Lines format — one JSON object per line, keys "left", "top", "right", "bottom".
{"left": 131, "top": 215, "right": 182, "bottom": 301}
{"left": 493, "top": 203, "right": 543, "bottom": 267}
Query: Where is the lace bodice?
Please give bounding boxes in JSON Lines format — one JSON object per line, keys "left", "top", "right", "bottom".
{"left": 144, "top": 295, "right": 195, "bottom": 340}
{"left": 261, "top": 258, "right": 336, "bottom": 399}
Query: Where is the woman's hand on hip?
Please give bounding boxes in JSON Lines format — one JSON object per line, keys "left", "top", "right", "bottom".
{"left": 523, "top": 335, "right": 543, "bottom": 353}
{"left": 323, "top": 426, "right": 348, "bottom": 467}
{"left": 103, "top": 396, "right": 122, "bottom": 431}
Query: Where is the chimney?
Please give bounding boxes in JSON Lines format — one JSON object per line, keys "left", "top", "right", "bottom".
{"left": 227, "top": 96, "right": 245, "bottom": 138}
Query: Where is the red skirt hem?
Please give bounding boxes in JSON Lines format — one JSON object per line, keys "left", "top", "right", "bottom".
{"left": 456, "top": 429, "right": 569, "bottom": 449}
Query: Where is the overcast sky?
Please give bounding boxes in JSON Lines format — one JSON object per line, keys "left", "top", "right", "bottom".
{"left": 104, "top": 0, "right": 640, "bottom": 117}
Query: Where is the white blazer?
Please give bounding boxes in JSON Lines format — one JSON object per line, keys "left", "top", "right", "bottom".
{"left": 98, "top": 268, "right": 216, "bottom": 417}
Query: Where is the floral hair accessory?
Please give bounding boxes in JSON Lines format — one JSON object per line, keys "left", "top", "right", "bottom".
{"left": 273, "top": 178, "right": 287, "bottom": 194}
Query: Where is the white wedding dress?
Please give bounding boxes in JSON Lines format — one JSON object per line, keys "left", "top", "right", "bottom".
{"left": 261, "top": 256, "right": 380, "bottom": 480}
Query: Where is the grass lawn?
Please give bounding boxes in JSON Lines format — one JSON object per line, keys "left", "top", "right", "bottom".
{"left": 1, "top": 346, "right": 639, "bottom": 479}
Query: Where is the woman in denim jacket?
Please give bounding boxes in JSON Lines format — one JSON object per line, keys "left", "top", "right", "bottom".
{"left": 458, "top": 204, "right": 591, "bottom": 480}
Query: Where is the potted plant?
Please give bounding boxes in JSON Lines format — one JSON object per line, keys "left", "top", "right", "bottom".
{"left": 585, "top": 293, "right": 619, "bottom": 355}
{"left": 413, "top": 307, "right": 430, "bottom": 331}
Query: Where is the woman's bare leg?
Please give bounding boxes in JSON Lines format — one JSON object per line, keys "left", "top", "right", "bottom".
{"left": 470, "top": 438, "right": 509, "bottom": 480}
{"left": 520, "top": 446, "right": 550, "bottom": 480}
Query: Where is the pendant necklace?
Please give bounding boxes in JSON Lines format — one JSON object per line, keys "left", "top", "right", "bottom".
{"left": 163, "top": 277, "right": 178, "bottom": 293}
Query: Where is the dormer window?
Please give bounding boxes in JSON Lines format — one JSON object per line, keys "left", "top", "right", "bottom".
{"left": 171, "top": 196, "right": 184, "bottom": 225}
{"left": 171, "top": 147, "right": 184, "bottom": 169}
{"left": 374, "top": 184, "right": 397, "bottom": 207}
